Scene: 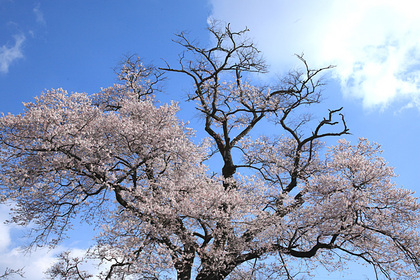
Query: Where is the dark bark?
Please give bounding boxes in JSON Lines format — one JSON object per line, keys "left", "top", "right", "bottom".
{"left": 175, "top": 262, "right": 193, "bottom": 280}
{"left": 196, "top": 268, "right": 230, "bottom": 280}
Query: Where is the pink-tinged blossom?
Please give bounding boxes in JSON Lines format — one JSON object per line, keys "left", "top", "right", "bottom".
{"left": 1, "top": 23, "right": 420, "bottom": 280}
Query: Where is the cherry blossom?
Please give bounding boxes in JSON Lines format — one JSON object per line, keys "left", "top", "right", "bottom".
{"left": 1, "top": 23, "right": 419, "bottom": 280}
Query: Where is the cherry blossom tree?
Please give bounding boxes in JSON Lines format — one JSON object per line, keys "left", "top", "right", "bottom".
{"left": 1, "top": 23, "right": 420, "bottom": 280}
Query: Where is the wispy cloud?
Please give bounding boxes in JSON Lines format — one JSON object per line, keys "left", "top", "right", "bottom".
{"left": 0, "top": 203, "right": 57, "bottom": 279}
{"left": 0, "top": 34, "right": 25, "bottom": 74}
{"left": 0, "top": 204, "right": 107, "bottom": 279}
{"left": 33, "top": 3, "right": 46, "bottom": 25}
{"left": 0, "top": 205, "right": 11, "bottom": 252}
{"left": 0, "top": 204, "right": 83, "bottom": 279}
{"left": 209, "top": 0, "right": 420, "bottom": 110}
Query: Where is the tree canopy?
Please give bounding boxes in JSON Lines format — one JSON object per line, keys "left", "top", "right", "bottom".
{"left": 1, "top": 23, "right": 419, "bottom": 280}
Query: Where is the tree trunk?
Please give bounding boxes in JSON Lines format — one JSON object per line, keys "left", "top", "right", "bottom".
{"left": 175, "top": 260, "right": 193, "bottom": 280}
{"left": 195, "top": 271, "right": 226, "bottom": 280}
{"left": 177, "top": 269, "right": 192, "bottom": 280}
{"left": 176, "top": 266, "right": 192, "bottom": 280}
{"left": 195, "top": 263, "right": 235, "bottom": 280}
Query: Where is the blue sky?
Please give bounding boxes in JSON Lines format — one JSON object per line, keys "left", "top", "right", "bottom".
{"left": 0, "top": 1, "right": 420, "bottom": 279}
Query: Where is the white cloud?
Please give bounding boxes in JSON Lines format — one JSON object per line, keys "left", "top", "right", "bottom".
{"left": 0, "top": 204, "right": 66, "bottom": 279}
{"left": 33, "top": 3, "right": 46, "bottom": 25}
{"left": 0, "top": 205, "right": 11, "bottom": 252}
{"left": 0, "top": 204, "right": 54, "bottom": 279}
{"left": 0, "top": 34, "right": 25, "bottom": 74}
{"left": 0, "top": 247, "right": 57, "bottom": 279}
{"left": 209, "top": 0, "right": 420, "bottom": 109}
{"left": 0, "top": 204, "right": 106, "bottom": 279}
